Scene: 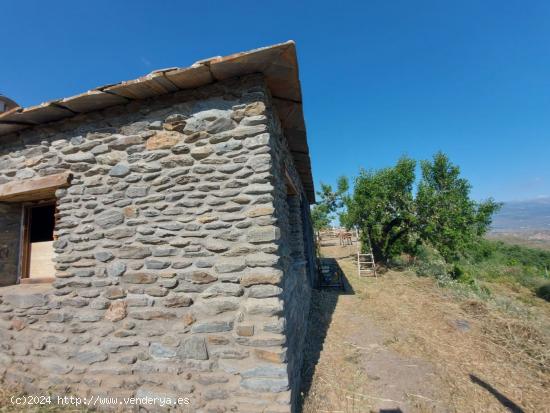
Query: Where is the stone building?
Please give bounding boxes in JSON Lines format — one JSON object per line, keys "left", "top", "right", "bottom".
{"left": 0, "top": 95, "right": 19, "bottom": 114}
{"left": 0, "top": 42, "right": 316, "bottom": 412}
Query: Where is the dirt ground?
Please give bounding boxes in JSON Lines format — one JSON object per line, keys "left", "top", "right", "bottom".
{"left": 299, "top": 238, "right": 550, "bottom": 413}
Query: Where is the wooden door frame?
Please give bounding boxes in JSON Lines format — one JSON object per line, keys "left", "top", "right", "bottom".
{"left": 19, "top": 199, "right": 57, "bottom": 284}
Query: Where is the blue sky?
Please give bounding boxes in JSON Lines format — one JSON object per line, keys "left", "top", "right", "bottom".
{"left": 2, "top": 0, "right": 549, "bottom": 202}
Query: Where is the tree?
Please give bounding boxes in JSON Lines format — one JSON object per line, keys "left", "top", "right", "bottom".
{"left": 321, "top": 152, "right": 500, "bottom": 266}
{"left": 415, "top": 152, "right": 501, "bottom": 261}
{"left": 311, "top": 177, "right": 349, "bottom": 232}
{"left": 311, "top": 203, "right": 331, "bottom": 232}
{"left": 342, "top": 157, "right": 417, "bottom": 263}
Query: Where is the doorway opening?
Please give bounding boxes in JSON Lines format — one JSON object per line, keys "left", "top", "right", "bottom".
{"left": 21, "top": 202, "right": 56, "bottom": 283}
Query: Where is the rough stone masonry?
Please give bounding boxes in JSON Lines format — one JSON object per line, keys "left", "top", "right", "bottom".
{"left": 0, "top": 43, "right": 316, "bottom": 412}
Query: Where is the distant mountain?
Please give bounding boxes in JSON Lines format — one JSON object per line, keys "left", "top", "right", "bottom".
{"left": 491, "top": 197, "right": 550, "bottom": 232}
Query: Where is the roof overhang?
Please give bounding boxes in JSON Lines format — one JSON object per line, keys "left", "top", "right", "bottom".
{"left": 0, "top": 41, "right": 314, "bottom": 202}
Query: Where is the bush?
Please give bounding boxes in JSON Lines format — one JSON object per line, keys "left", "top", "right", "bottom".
{"left": 388, "top": 254, "right": 410, "bottom": 270}
{"left": 416, "top": 259, "right": 448, "bottom": 278}
{"left": 451, "top": 264, "right": 464, "bottom": 279}
{"left": 536, "top": 283, "right": 550, "bottom": 302}
{"left": 413, "top": 244, "right": 449, "bottom": 278}
{"left": 461, "top": 240, "right": 550, "bottom": 295}
{"left": 400, "top": 237, "right": 548, "bottom": 300}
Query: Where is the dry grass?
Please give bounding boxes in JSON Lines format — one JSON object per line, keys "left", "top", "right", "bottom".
{"left": 480, "top": 316, "right": 548, "bottom": 372}
{"left": 300, "top": 240, "right": 550, "bottom": 413}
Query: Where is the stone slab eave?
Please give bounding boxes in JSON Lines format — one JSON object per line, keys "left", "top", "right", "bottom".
{"left": 0, "top": 41, "right": 315, "bottom": 203}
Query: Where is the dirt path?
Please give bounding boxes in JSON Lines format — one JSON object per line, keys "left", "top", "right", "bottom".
{"left": 299, "top": 239, "right": 550, "bottom": 413}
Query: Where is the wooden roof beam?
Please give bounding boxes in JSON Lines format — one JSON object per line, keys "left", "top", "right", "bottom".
{"left": 0, "top": 172, "right": 73, "bottom": 202}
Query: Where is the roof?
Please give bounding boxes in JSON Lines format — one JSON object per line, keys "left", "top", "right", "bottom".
{"left": 0, "top": 41, "right": 314, "bottom": 202}
{"left": 0, "top": 95, "right": 19, "bottom": 113}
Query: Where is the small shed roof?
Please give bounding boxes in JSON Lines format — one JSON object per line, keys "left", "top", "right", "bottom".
{"left": 0, "top": 41, "right": 314, "bottom": 202}
{"left": 0, "top": 95, "right": 20, "bottom": 113}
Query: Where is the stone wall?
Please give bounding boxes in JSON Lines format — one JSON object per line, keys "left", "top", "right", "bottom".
{"left": 0, "top": 203, "right": 21, "bottom": 286}
{"left": 267, "top": 102, "right": 313, "bottom": 409}
{"left": 0, "top": 74, "right": 314, "bottom": 412}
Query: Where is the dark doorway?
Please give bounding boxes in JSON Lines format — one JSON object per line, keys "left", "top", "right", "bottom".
{"left": 29, "top": 203, "right": 56, "bottom": 242}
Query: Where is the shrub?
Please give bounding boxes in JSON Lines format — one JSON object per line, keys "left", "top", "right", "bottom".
{"left": 451, "top": 264, "right": 464, "bottom": 279}
{"left": 411, "top": 244, "right": 445, "bottom": 276}
{"left": 413, "top": 245, "right": 449, "bottom": 278}
{"left": 416, "top": 259, "right": 448, "bottom": 278}
{"left": 388, "top": 254, "right": 410, "bottom": 270}
{"left": 536, "top": 283, "right": 550, "bottom": 302}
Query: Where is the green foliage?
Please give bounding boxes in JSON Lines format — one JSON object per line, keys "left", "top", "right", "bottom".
{"left": 459, "top": 239, "right": 550, "bottom": 291}
{"left": 311, "top": 176, "right": 349, "bottom": 231}
{"left": 317, "top": 182, "right": 342, "bottom": 213}
{"left": 406, "top": 238, "right": 550, "bottom": 299}
{"left": 416, "top": 152, "right": 502, "bottom": 261}
{"left": 311, "top": 203, "right": 331, "bottom": 232}
{"left": 536, "top": 283, "right": 550, "bottom": 302}
{"left": 388, "top": 254, "right": 411, "bottom": 270}
{"left": 411, "top": 243, "right": 494, "bottom": 298}
{"left": 328, "top": 151, "right": 548, "bottom": 301}
{"left": 342, "top": 156, "right": 417, "bottom": 262}
{"left": 341, "top": 153, "right": 501, "bottom": 264}
{"left": 466, "top": 239, "right": 550, "bottom": 269}
{"left": 413, "top": 243, "right": 449, "bottom": 279}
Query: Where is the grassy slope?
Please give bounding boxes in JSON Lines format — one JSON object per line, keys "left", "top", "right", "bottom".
{"left": 410, "top": 237, "right": 550, "bottom": 301}
{"left": 458, "top": 239, "right": 550, "bottom": 300}
{"left": 301, "top": 240, "right": 550, "bottom": 413}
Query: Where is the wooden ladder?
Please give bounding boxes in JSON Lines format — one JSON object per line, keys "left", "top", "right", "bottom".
{"left": 356, "top": 228, "right": 377, "bottom": 277}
